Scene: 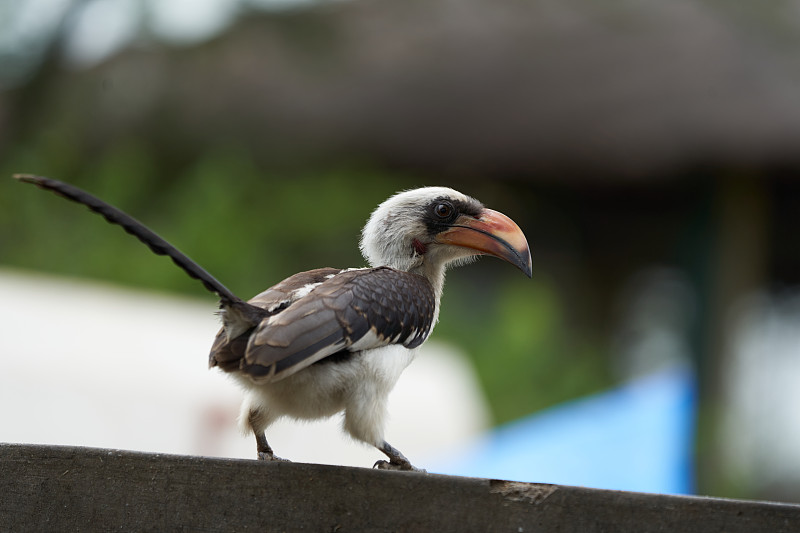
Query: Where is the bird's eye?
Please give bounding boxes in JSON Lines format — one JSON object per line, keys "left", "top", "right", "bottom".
{"left": 434, "top": 203, "right": 453, "bottom": 219}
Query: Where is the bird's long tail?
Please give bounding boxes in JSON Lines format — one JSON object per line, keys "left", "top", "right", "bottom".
{"left": 13, "top": 174, "right": 244, "bottom": 307}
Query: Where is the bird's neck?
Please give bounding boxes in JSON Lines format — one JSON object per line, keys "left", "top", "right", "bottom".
{"left": 409, "top": 261, "right": 446, "bottom": 325}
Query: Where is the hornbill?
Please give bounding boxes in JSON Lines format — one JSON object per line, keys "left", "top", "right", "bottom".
{"left": 14, "top": 175, "right": 531, "bottom": 471}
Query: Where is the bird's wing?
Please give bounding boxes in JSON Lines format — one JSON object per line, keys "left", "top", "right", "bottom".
{"left": 214, "top": 267, "right": 435, "bottom": 383}
{"left": 208, "top": 267, "right": 343, "bottom": 371}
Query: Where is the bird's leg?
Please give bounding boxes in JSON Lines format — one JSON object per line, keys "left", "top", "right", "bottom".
{"left": 249, "top": 410, "right": 289, "bottom": 462}
{"left": 253, "top": 431, "right": 290, "bottom": 462}
{"left": 254, "top": 431, "right": 273, "bottom": 459}
{"left": 373, "top": 441, "right": 426, "bottom": 472}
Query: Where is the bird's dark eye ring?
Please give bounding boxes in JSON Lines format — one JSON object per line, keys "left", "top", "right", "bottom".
{"left": 434, "top": 203, "right": 453, "bottom": 219}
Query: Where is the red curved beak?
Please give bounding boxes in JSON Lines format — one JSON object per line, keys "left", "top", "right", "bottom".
{"left": 435, "top": 208, "right": 532, "bottom": 277}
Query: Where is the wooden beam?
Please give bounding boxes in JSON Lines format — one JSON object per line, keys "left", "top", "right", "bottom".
{"left": 2, "top": 444, "right": 798, "bottom": 532}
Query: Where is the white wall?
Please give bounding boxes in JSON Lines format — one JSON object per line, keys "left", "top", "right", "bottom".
{"left": 0, "top": 268, "right": 490, "bottom": 468}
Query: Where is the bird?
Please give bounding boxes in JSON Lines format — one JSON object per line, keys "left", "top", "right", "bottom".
{"left": 14, "top": 174, "right": 531, "bottom": 471}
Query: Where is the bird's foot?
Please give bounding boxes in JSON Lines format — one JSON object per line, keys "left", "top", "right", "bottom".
{"left": 374, "top": 440, "right": 426, "bottom": 472}
{"left": 257, "top": 451, "right": 291, "bottom": 462}
{"left": 373, "top": 459, "right": 426, "bottom": 473}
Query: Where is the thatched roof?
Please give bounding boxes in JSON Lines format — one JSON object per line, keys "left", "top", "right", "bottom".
{"left": 16, "top": 0, "right": 800, "bottom": 178}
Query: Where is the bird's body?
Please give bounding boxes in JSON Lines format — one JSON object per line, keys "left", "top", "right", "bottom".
{"left": 210, "top": 266, "right": 432, "bottom": 454}
{"left": 239, "top": 342, "right": 417, "bottom": 452}
{"left": 15, "top": 176, "right": 531, "bottom": 471}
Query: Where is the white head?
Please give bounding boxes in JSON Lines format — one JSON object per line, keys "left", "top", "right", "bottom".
{"left": 359, "top": 187, "right": 531, "bottom": 285}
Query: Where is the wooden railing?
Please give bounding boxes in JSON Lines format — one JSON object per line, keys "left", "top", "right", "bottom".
{"left": 2, "top": 443, "right": 798, "bottom": 532}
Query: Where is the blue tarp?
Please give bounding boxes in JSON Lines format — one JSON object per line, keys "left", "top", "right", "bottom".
{"left": 429, "top": 365, "right": 696, "bottom": 495}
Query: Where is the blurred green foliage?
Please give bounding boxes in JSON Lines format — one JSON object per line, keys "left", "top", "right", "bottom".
{"left": 439, "top": 273, "right": 609, "bottom": 421}
{"left": 0, "top": 133, "right": 611, "bottom": 425}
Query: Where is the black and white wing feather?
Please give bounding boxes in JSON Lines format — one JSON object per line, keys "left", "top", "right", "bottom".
{"left": 209, "top": 267, "right": 436, "bottom": 383}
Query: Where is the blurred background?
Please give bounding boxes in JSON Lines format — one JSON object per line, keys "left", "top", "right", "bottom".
{"left": 3, "top": 0, "right": 800, "bottom": 502}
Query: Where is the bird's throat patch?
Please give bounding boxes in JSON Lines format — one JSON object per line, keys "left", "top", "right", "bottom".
{"left": 412, "top": 238, "right": 427, "bottom": 255}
